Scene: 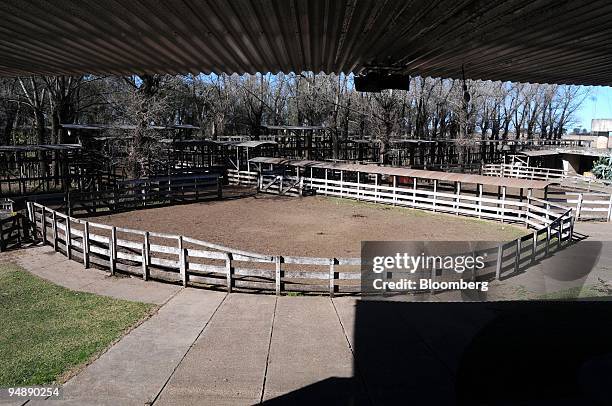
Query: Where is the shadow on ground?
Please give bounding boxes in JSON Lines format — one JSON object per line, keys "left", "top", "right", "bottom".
{"left": 262, "top": 300, "right": 612, "bottom": 406}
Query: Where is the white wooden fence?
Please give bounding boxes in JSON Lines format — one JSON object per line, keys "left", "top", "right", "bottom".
{"left": 0, "top": 198, "right": 14, "bottom": 212}
{"left": 483, "top": 163, "right": 612, "bottom": 221}
{"left": 259, "top": 172, "right": 565, "bottom": 229}
{"left": 227, "top": 169, "right": 258, "bottom": 186}
{"left": 482, "top": 163, "right": 612, "bottom": 188}
{"left": 27, "top": 185, "right": 574, "bottom": 295}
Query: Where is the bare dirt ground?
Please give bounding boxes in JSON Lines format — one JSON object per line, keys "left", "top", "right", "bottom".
{"left": 85, "top": 192, "right": 526, "bottom": 257}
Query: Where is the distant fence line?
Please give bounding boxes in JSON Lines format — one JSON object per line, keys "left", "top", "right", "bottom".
{"left": 482, "top": 163, "right": 612, "bottom": 187}
{"left": 249, "top": 169, "right": 567, "bottom": 229}
{"left": 1, "top": 197, "right": 30, "bottom": 252}
{"left": 483, "top": 163, "right": 612, "bottom": 222}
{"left": 66, "top": 173, "right": 222, "bottom": 216}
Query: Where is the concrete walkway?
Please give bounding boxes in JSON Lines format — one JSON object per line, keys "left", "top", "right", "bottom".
{"left": 2, "top": 221, "right": 612, "bottom": 405}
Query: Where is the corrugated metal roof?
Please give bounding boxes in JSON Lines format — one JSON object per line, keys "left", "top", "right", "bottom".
{"left": 249, "top": 157, "right": 557, "bottom": 189}
{"left": 234, "top": 140, "right": 278, "bottom": 148}
{"left": 61, "top": 123, "right": 201, "bottom": 130}
{"left": 517, "top": 150, "right": 560, "bottom": 157}
{"left": 0, "top": 144, "right": 82, "bottom": 152}
{"left": 1, "top": 1, "right": 612, "bottom": 85}
{"left": 261, "top": 125, "right": 328, "bottom": 131}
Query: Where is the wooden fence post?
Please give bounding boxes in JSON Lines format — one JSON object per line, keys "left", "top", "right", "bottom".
{"left": 500, "top": 186, "right": 506, "bottom": 223}
{"left": 52, "top": 211, "right": 58, "bottom": 251}
{"left": 143, "top": 231, "right": 150, "bottom": 281}
{"left": 430, "top": 266, "right": 436, "bottom": 294}
{"left": 514, "top": 239, "right": 521, "bottom": 274}
{"left": 83, "top": 221, "right": 90, "bottom": 268}
{"left": 576, "top": 193, "right": 583, "bottom": 219}
{"left": 275, "top": 256, "right": 282, "bottom": 296}
{"left": 110, "top": 226, "right": 117, "bottom": 275}
{"left": 432, "top": 180, "right": 437, "bottom": 212}
{"left": 495, "top": 244, "right": 503, "bottom": 280}
{"left": 478, "top": 184, "right": 483, "bottom": 218}
{"left": 531, "top": 230, "right": 537, "bottom": 262}
{"left": 141, "top": 244, "right": 147, "bottom": 281}
{"left": 0, "top": 219, "right": 4, "bottom": 252}
{"left": 41, "top": 206, "right": 47, "bottom": 243}
{"left": 180, "top": 247, "right": 188, "bottom": 287}
{"left": 26, "top": 202, "right": 35, "bottom": 240}
{"left": 65, "top": 218, "right": 72, "bottom": 260}
{"left": 454, "top": 182, "right": 461, "bottom": 214}
{"left": 545, "top": 225, "right": 551, "bottom": 256}
{"left": 557, "top": 221, "right": 562, "bottom": 250}
{"left": 525, "top": 189, "right": 532, "bottom": 228}
{"left": 569, "top": 216, "right": 574, "bottom": 242}
{"left": 225, "top": 252, "right": 233, "bottom": 292}
{"left": 329, "top": 259, "right": 336, "bottom": 297}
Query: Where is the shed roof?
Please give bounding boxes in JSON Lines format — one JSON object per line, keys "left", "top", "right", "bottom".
{"left": 249, "top": 157, "right": 557, "bottom": 190}
{"left": 261, "top": 125, "right": 328, "bottom": 131}
{"left": 0, "top": 144, "right": 82, "bottom": 152}
{"left": 61, "top": 123, "right": 201, "bottom": 131}
{"left": 1, "top": 1, "right": 612, "bottom": 86}
{"left": 517, "top": 150, "right": 560, "bottom": 157}
{"left": 234, "top": 141, "right": 278, "bottom": 148}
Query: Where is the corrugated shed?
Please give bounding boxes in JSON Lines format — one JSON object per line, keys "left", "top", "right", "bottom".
{"left": 1, "top": 1, "right": 611, "bottom": 85}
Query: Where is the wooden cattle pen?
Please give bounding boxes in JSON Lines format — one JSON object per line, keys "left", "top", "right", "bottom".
{"left": 26, "top": 151, "right": 577, "bottom": 295}
{"left": 66, "top": 172, "right": 223, "bottom": 216}
{"left": 0, "top": 144, "right": 96, "bottom": 196}
{"left": 28, "top": 198, "right": 573, "bottom": 295}
{"left": 1, "top": 199, "right": 29, "bottom": 252}
{"left": 248, "top": 158, "right": 561, "bottom": 225}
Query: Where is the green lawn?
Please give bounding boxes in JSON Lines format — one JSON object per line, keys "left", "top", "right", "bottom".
{"left": 0, "top": 263, "right": 156, "bottom": 386}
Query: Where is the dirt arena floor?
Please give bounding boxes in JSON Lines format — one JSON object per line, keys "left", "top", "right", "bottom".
{"left": 84, "top": 191, "right": 526, "bottom": 257}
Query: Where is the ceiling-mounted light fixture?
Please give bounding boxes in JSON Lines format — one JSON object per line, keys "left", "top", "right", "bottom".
{"left": 354, "top": 72, "right": 410, "bottom": 92}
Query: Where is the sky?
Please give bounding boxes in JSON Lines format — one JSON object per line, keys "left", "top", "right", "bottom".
{"left": 576, "top": 86, "right": 612, "bottom": 131}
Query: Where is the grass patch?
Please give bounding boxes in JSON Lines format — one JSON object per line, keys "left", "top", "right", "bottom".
{"left": 0, "top": 263, "right": 156, "bottom": 386}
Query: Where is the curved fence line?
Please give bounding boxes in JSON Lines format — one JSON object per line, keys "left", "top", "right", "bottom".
{"left": 482, "top": 163, "right": 612, "bottom": 185}
{"left": 482, "top": 163, "right": 612, "bottom": 221}
{"left": 27, "top": 194, "right": 574, "bottom": 295}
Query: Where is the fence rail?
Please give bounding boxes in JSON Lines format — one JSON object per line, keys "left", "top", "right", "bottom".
{"left": 0, "top": 198, "right": 14, "bottom": 212}
{"left": 482, "top": 163, "right": 611, "bottom": 221}
{"left": 227, "top": 169, "right": 258, "bottom": 186}
{"left": 483, "top": 163, "right": 612, "bottom": 188}
{"left": 0, "top": 213, "right": 29, "bottom": 252}
{"left": 67, "top": 174, "right": 222, "bottom": 215}
{"left": 256, "top": 171, "right": 563, "bottom": 229}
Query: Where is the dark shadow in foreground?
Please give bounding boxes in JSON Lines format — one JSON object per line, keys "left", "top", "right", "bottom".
{"left": 262, "top": 300, "right": 612, "bottom": 406}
